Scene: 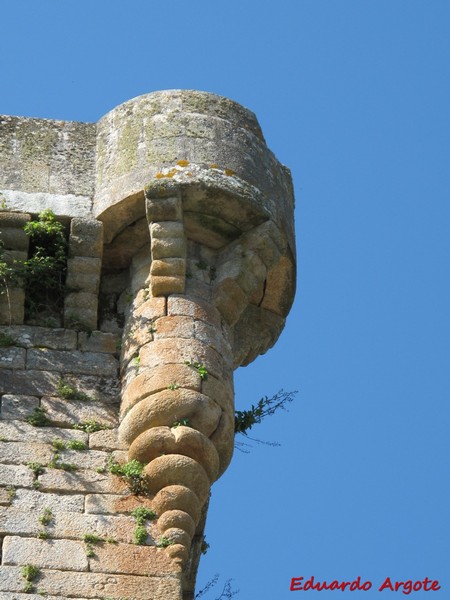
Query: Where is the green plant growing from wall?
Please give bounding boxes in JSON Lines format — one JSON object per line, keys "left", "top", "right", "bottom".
{"left": 57, "top": 379, "right": 92, "bottom": 402}
{"left": 20, "top": 209, "right": 67, "bottom": 323}
{"left": 108, "top": 458, "right": 147, "bottom": 495}
{"left": 73, "top": 419, "right": 110, "bottom": 434}
{"left": 130, "top": 506, "right": 157, "bottom": 545}
{"left": 26, "top": 407, "right": 50, "bottom": 427}
{"left": 21, "top": 564, "right": 41, "bottom": 593}
{"left": 185, "top": 360, "right": 208, "bottom": 380}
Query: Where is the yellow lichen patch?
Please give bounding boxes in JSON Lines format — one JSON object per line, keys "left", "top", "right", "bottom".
{"left": 155, "top": 169, "right": 177, "bottom": 179}
{"left": 187, "top": 172, "right": 193, "bottom": 177}
{"left": 224, "top": 169, "right": 234, "bottom": 176}
{"left": 210, "top": 163, "right": 219, "bottom": 169}
{"left": 177, "top": 160, "right": 189, "bottom": 167}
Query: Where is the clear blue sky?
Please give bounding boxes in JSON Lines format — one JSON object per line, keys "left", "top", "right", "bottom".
{"left": 1, "top": 1, "right": 449, "bottom": 598}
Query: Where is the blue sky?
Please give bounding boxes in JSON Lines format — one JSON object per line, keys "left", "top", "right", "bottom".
{"left": 1, "top": 1, "right": 449, "bottom": 598}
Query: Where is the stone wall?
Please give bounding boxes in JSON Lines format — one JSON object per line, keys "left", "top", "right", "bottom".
{"left": 0, "top": 90, "right": 296, "bottom": 600}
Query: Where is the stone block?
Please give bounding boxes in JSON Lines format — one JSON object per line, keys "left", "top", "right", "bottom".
{"left": 38, "top": 468, "right": 128, "bottom": 495}
{"left": 120, "top": 364, "right": 201, "bottom": 415}
{"left": 0, "top": 288, "right": 25, "bottom": 325}
{"left": 153, "top": 315, "right": 195, "bottom": 340}
{"left": 167, "top": 296, "right": 221, "bottom": 327}
{"left": 0, "top": 441, "right": 54, "bottom": 465}
{"left": 0, "top": 465, "right": 34, "bottom": 487}
{"left": 64, "top": 292, "right": 98, "bottom": 330}
{"left": 89, "top": 428, "right": 125, "bottom": 451}
{"left": 0, "top": 326, "right": 76, "bottom": 350}
{"left": 0, "top": 488, "right": 11, "bottom": 506}
{"left": 26, "top": 349, "right": 118, "bottom": 376}
{"left": 150, "top": 221, "right": 184, "bottom": 240}
{"left": 66, "top": 257, "right": 102, "bottom": 294}
{"left": 69, "top": 218, "right": 103, "bottom": 258}
{"left": 0, "top": 507, "right": 136, "bottom": 544}
{"left": 0, "top": 420, "right": 88, "bottom": 445}
{"left": 150, "top": 258, "right": 186, "bottom": 277}
{"left": 151, "top": 236, "right": 186, "bottom": 259}
{"left": 0, "top": 369, "right": 60, "bottom": 396}
{"left": 0, "top": 394, "right": 39, "bottom": 420}
{"left": 151, "top": 275, "right": 185, "bottom": 296}
{"left": 89, "top": 543, "right": 178, "bottom": 575}
{"left": 11, "top": 488, "right": 85, "bottom": 513}
{"left": 0, "top": 566, "right": 182, "bottom": 600}
{"left": 77, "top": 331, "right": 118, "bottom": 353}
{"left": 85, "top": 493, "right": 154, "bottom": 515}
{"left": 3, "top": 536, "right": 89, "bottom": 571}
{"left": 146, "top": 195, "right": 182, "bottom": 222}
{"left": 40, "top": 396, "right": 116, "bottom": 429}
{"left": 0, "top": 347, "right": 25, "bottom": 370}
{"left": 0, "top": 227, "right": 29, "bottom": 251}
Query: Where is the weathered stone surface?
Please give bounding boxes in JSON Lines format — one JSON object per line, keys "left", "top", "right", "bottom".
{"left": 0, "top": 440, "right": 54, "bottom": 465}
{"left": 0, "top": 326, "right": 77, "bottom": 350}
{"left": 38, "top": 469, "right": 128, "bottom": 495}
{"left": 0, "top": 394, "right": 39, "bottom": 420}
{"left": 0, "top": 507, "right": 136, "bottom": 544}
{"left": 0, "top": 369, "right": 60, "bottom": 396}
{"left": 3, "top": 536, "right": 89, "bottom": 571}
{"left": 0, "top": 89, "right": 296, "bottom": 600}
{"left": 27, "top": 349, "right": 118, "bottom": 376}
{"left": 0, "top": 465, "right": 34, "bottom": 487}
{"left": 69, "top": 218, "right": 103, "bottom": 258}
{"left": 85, "top": 493, "right": 154, "bottom": 515}
{"left": 0, "top": 348, "right": 26, "bottom": 370}
{"left": 0, "top": 488, "right": 11, "bottom": 506}
{"left": 40, "top": 396, "right": 116, "bottom": 428}
{"left": 119, "top": 389, "right": 221, "bottom": 443}
{"left": 10, "top": 488, "right": 85, "bottom": 513}
{"left": 78, "top": 330, "right": 118, "bottom": 353}
{"left": 0, "top": 565, "right": 182, "bottom": 600}
{"left": 89, "top": 543, "right": 179, "bottom": 575}
{"left": 89, "top": 428, "right": 125, "bottom": 451}
{"left": 0, "top": 420, "right": 88, "bottom": 444}
{"left": 66, "top": 256, "right": 102, "bottom": 294}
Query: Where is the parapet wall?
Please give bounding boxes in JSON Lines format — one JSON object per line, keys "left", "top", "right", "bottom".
{"left": 0, "top": 90, "right": 296, "bottom": 600}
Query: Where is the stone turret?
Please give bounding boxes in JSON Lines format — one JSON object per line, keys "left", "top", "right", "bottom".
{"left": 0, "top": 90, "right": 295, "bottom": 600}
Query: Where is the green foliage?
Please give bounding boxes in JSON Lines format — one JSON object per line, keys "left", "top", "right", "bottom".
{"left": 130, "top": 506, "right": 157, "bottom": 525}
{"left": 0, "top": 331, "right": 15, "bottom": 347}
{"left": 67, "top": 439, "right": 87, "bottom": 451}
{"left": 57, "top": 379, "right": 92, "bottom": 402}
{"left": 51, "top": 438, "right": 66, "bottom": 451}
{"left": 6, "top": 486, "right": 16, "bottom": 500}
{"left": 21, "top": 564, "right": 40, "bottom": 582}
{"left": 26, "top": 407, "right": 50, "bottom": 427}
{"left": 108, "top": 458, "right": 147, "bottom": 495}
{"left": 234, "top": 390, "right": 297, "bottom": 435}
{"left": 185, "top": 360, "right": 208, "bottom": 380}
{"left": 38, "top": 508, "right": 53, "bottom": 526}
{"left": 168, "top": 382, "right": 179, "bottom": 390}
{"left": 37, "top": 530, "right": 49, "bottom": 540}
{"left": 133, "top": 525, "right": 148, "bottom": 545}
{"left": 171, "top": 418, "right": 191, "bottom": 428}
{"left": 73, "top": 419, "right": 110, "bottom": 434}
{"left": 27, "top": 462, "right": 45, "bottom": 477}
{"left": 21, "top": 210, "right": 67, "bottom": 321}
{"left": 201, "top": 537, "right": 210, "bottom": 555}
{"left": 83, "top": 533, "right": 103, "bottom": 544}
{"left": 157, "top": 536, "right": 174, "bottom": 548}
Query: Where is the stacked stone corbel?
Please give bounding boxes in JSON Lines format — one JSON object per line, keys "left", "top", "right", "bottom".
{"left": 0, "top": 90, "right": 296, "bottom": 600}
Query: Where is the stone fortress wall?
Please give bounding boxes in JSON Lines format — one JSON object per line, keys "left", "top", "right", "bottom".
{"left": 0, "top": 90, "right": 296, "bottom": 600}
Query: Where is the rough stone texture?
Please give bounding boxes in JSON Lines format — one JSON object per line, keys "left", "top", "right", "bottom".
{"left": 0, "top": 90, "right": 296, "bottom": 600}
